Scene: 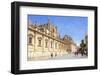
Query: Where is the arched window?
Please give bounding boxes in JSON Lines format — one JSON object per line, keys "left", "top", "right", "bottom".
{"left": 29, "top": 37, "right": 32, "bottom": 44}
{"left": 38, "top": 37, "right": 42, "bottom": 47}
{"left": 28, "top": 34, "right": 33, "bottom": 45}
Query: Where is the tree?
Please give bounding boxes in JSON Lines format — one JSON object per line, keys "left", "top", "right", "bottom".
{"left": 76, "top": 35, "right": 88, "bottom": 56}
{"left": 79, "top": 40, "right": 86, "bottom": 56}
{"left": 85, "top": 35, "right": 88, "bottom": 56}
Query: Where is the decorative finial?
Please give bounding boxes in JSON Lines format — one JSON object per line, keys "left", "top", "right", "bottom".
{"left": 28, "top": 20, "right": 33, "bottom": 25}
{"left": 35, "top": 21, "right": 37, "bottom": 26}
{"left": 48, "top": 16, "right": 51, "bottom": 25}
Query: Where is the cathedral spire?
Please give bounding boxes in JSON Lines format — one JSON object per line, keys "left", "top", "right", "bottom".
{"left": 48, "top": 16, "right": 52, "bottom": 25}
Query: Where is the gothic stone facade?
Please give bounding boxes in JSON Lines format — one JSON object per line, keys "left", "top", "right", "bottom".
{"left": 27, "top": 20, "right": 77, "bottom": 60}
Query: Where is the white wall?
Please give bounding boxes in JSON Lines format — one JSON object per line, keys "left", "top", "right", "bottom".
{"left": 0, "top": 0, "right": 99, "bottom": 76}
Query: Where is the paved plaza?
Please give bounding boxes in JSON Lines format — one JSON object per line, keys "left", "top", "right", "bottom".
{"left": 50, "top": 53, "right": 87, "bottom": 60}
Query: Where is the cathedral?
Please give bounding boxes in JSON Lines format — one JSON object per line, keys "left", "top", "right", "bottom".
{"left": 27, "top": 19, "right": 78, "bottom": 60}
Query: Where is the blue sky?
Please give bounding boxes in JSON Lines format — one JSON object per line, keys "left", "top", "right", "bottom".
{"left": 28, "top": 15, "right": 88, "bottom": 45}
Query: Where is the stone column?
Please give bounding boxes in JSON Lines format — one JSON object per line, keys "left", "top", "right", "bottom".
{"left": 42, "top": 35, "right": 44, "bottom": 56}
{"left": 34, "top": 32, "right": 36, "bottom": 51}
{"left": 53, "top": 39, "right": 55, "bottom": 56}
